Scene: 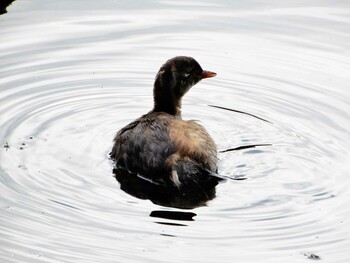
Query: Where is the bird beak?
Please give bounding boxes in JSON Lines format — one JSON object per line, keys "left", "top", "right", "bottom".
{"left": 201, "top": 70, "right": 217, "bottom": 79}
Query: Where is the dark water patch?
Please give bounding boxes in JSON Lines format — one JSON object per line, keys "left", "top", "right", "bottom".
{"left": 2, "top": 142, "right": 10, "bottom": 150}
{"left": 150, "top": 210, "right": 196, "bottom": 221}
{"left": 302, "top": 252, "right": 321, "bottom": 260}
{"left": 155, "top": 222, "right": 187, "bottom": 227}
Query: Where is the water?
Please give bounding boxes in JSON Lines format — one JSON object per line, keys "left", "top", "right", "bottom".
{"left": 1, "top": 0, "right": 350, "bottom": 262}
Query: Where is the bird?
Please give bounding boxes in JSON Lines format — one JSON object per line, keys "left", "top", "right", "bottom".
{"left": 110, "top": 56, "right": 221, "bottom": 190}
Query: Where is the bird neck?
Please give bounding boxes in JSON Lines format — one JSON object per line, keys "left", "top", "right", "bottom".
{"left": 153, "top": 95, "right": 182, "bottom": 117}
{"left": 152, "top": 83, "right": 182, "bottom": 117}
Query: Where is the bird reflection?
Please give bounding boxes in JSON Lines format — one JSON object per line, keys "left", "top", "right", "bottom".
{"left": 150, "top": 210, "right": 196, "bottom": 221}
{"left": 150, "top": 210, "right": 197, "bottom": 225}
{"left": 113, "top": 167, "right": 218, "bottom": 209}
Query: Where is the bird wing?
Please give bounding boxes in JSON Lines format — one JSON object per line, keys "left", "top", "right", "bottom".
{"left": 111, "top": 112, "right": 175, "bottom": 178}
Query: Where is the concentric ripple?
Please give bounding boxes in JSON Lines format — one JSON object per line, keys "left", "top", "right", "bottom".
{"left": 1, "top": 1, "right": 350, "bottom": 262}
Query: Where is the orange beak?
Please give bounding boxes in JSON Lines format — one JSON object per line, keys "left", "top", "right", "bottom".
{"left": 201, "top": 70, "right": 217, "bottom": 79}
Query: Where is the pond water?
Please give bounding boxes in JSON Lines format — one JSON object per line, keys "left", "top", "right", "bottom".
{"left": 1, "top": 0, "right": 350, "bottom": 262}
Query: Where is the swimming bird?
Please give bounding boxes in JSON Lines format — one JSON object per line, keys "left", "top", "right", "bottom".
{"left": 111, "top": 56, "right": 219, "bottom": 190}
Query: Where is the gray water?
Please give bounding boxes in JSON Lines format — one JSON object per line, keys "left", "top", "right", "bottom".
{"left": 1, "top": 0, "right": 350, "bottom": 262}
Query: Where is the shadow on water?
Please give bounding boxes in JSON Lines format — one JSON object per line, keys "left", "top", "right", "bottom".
{"left": 0, "top": 0, "right": 15, "bottom": 15}
{"left": 113, "top": 168, "right": 218, "bottom": 210}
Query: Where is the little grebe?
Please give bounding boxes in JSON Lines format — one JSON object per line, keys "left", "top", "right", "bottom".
{"left": 111, "top": 56, "right": 219, "bottom": 189}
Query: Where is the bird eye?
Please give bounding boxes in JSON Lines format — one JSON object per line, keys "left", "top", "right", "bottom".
{"left": 180, "top": 72, "right": 192, "bottom": 86}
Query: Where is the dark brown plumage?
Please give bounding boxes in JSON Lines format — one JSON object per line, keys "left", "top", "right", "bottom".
{"left": 111, "top": 56, "right": 219, "bottom": 189}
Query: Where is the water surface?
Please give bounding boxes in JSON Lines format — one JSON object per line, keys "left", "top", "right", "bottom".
{"left": 1, "top": 0, "right": 350, "bottom": 262}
